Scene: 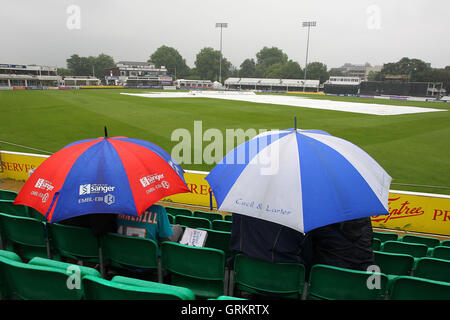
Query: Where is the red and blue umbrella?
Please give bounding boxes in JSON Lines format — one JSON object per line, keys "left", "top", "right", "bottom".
{"left": 14, "top": 136, "right": 189, "bottom": 223}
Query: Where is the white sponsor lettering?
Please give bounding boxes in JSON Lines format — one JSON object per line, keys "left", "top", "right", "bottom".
{"left": 139, "top": 174, "right": 165, "bottom": 188}
{"left": 79, "top": 184, "right": 116, "bottom": 195}
{"left": 35, "top": 178, "right": 55, "bottom": 191}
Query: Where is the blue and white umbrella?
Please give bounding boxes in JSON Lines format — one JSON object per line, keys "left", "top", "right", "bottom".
{"left": 205, "top": 129, "right": 392, "bottom": 233}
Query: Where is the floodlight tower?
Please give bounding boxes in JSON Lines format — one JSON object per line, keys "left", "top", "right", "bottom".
{"left": 215, "top": 22, "right": 228, "bottom": 84}
{"left": 302, "top": 20, "right": 316, "bottom": 93}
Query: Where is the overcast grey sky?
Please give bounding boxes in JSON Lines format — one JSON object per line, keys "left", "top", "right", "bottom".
{"left": 1, "top": 0, "right": 449, "bottom": 69}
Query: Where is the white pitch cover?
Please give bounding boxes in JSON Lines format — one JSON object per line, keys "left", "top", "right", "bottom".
{"left": 219, "top": 132, "right": 304, "bottom": 232}
{"left": 301, "top": 131, "right": 392, "bottom": 210}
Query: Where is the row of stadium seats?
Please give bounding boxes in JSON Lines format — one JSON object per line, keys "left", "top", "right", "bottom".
{"left": 373, "top": 230, "right": 450, "bottom": 247}
{"left": 2, "top": 247, "right": 450, "bottom": 300}
{"left": 2, "top": 189, "right": 450, "bottom": 299}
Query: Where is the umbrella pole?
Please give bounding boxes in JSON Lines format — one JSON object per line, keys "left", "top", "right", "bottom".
{"left": 209, "top": 191, "right": 213, "bottom": 210}
{"left": 98, "top": 236, "right": 105, "bottom": 278}
{"left": 294, "top": 116, "right": 297, "bottom": 130}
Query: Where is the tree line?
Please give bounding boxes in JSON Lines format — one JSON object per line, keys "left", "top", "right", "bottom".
{"left": 61, "top": 47, "right": 449, "bottom": 92}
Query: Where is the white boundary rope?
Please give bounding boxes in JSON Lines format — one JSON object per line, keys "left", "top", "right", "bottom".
{"left": 0, "top": 140, "right": 54, "bottom": 155}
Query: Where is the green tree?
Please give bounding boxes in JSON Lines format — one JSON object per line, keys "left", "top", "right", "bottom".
{"left": 92, "top": 53, "right": 115, "bottom": 80}
{"left": 255, "top": 47, "right": 288, "bottom": 77}
{"left": 367, "top": 70, "right": 383, "bottom": 81}
{"left": 239, "top": 58, "right": 256, "bottom": 78}
{"left": 194, "top": 47, "right": 231, "bottom": 81}
{"left": 66, "top": 53, "right": 115, "bottom": 80}
{"left": 382, "top": 57, "right": 430, "bottom": 80}
{"left": 149, "top": 45, "right": 190, "bottom": 79}
{"left": 256, "top": 47, "right": 288, "bottom": 69}
{"left": 305, "top": 62, "right": 329, "bottom": 83}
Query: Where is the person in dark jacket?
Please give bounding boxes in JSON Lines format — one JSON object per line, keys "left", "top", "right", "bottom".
{"left": 60, "top": 213, "right": 117, "bottom": 237}
{"left": 309, "top": 217, "right": 375, "bottom": 271}
{"left": 227, "top": 213, "right": 313, "bottom": 268}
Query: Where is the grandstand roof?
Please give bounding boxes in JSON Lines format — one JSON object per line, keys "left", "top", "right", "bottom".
{"left": 225, "top": 77, "right": 320, "bottom": 88}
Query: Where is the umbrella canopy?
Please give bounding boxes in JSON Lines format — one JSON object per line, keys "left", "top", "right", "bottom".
{"left": 14, "top": 136, "right": 189, "bottom": 223}
{"left": 205, "top": 129, "right": 392, "bottom": 233}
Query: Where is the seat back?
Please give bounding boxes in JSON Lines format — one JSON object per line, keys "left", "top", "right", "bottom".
{"left": 372, "top": 238, "right": 382, "bottom": 251}
{"left": 199, "top": 228, "right": 231, "bottom": 259}
{"left": 224, "top": 214, "right": 232, "bottom": 221}
{"left": 0, "top": 189, "right": 18, "bottom": 201}
{"left": 83, "top": 275, "right": 192, "bottom": 300}
{"left": 193, "top": 211, "right": 223, "bottom": 222}
{"left": 164, "top": 206, "right": 193, "bottom": 217}
{"left": 212, "top": 220, "right": 232, "bottom": 232}
{"left": 101, "top": 233, "right": 158, "bottom": 270}
{"left": 28, "top": 256, "right": 102, "bottom": 278}
{"left": 431, "top": 246, "right": 450, "bottom": 261}
{"left": 389, "top": 276, "right": 450, "bottom": 300}
{"left": 307, "top": 264, "right": 388, "bottom": 300}
{"left": 381, "top": 240, "right": 428, "bottom": 258}
{"left": 27, "top": 207, "right": 47, "bottom": 222}
{"left": 401, "top": 234, "right": 441, "bottom": 248}
{"left": 414, "top": 257, "right": 450, "bottom": 283}
{"left": 374, "top": 251, "right": 414, "bottom": 276}
{"left": 0, "top": 255, "right": 84, "bottom": 300}
{"left": 0, "top": 250, "right": 21, "bottom": 299}
{"left": 48, "top": 223, "right": 99, "bottom": 262}
{"left": 373, "top": 231, "right": 398, "bottom": 242}
{"left": 112, "top": 275, "right": 195, "bottom": 300}
{"left": 175, "top": 215, "right": 212, "bottom": 229}
{"left": 161, "top": 241, "right": 225, "bottom": 298}
{"left": 233, "top": 254, "right": 305, "bottom": 299}
{"left": 441, "top": 240, "right": 450, "bottom": 247}
{"left": 0, "top": 200, "right": 29, "bottom": 217}
{"left": 0, "top": 212, "right": 49, "bottom": 260}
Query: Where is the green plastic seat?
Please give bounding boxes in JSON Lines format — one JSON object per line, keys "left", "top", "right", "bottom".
{"left": 212, "top": 220, "right": 232, "bottom": 232}
{"left": 0, "top": 189, "right": 18, "bottom": 201}
{"left": 199, "top": 228, "right": 231, "bottom": 260}
{"left": 431, "top": 246, "right": 450, "bottom": 261}
{"left": 374, "top": 251, "right": 414, "bottom": 277}
{"left": 233, "top": 254, "right": 306, "bottom": 299}
{"left": 215, "top": 295, "right": 247, "bottom": 300}
{"left": 413, "top": 257, "right": 450, "bottom": 283}
{"left": 307, "top": 264, "right": 389, "bottom": 300}
{"left": 389, "top": 276, "right": 450, "bottom": 300}
{"left": 161, "top": 241, "right": 225, "bottom": 298}
{"left": 112, "top": 275, "right": 195, "bottom": 300}
{"left": 441, "top": 240, "right": 450, "bottom": 247}
{"left": 0, "top": 250, "right": 21, "bottom": 299}
{"left": 175, "top": 215, "right": 212, "bottom": 229}
{"left": 101, "top": 233, "right": 159, "bottom": 275}
{"left": 0, "top": 249, "right": 21, "bottom": 262}
{"left": 401, "top": 234, "right": 441, "bottom": 248}
{"left": 0, "top": 200, "right": 29, "bottom": 217}
{"left": 224, "top": 214, "right": 232, "bottom": 221}
{"left": 28, "top": 257, "right": 102, "bottom": 278}
{"left": 83, "top": 275, "right": 194, "bottom": 300}
{"left": 0, "top": 212, "right": 50, "bottom": 260}
{"left": 164, "top": 206, "right": 193, "bottom": 217}
{"left": 0, "top": 255, "right": 85, "bottom": 300}
{"left": 193, "top": 211, "right": 223, "bottom": 222}
{"left": 48, "top": 223, "right": 100, "bottom": 263}
{"left": 167, "top": 213, "right": 174, "bottom": 224}
{"left": 381, "top": 240, "right": 428, "bottom": 258}
{"left": 27, "top": 207, "right": 47, "bottom": 222}
{"left": 373, "top": 231, "right": 398, "bottom": 242}
{"left": 372, "top": 238, "right": 382, "bottom": 251}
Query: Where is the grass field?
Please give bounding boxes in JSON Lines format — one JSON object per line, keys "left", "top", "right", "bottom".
{"left": 1, "top": 89, "right": 449, "bottom": 195}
